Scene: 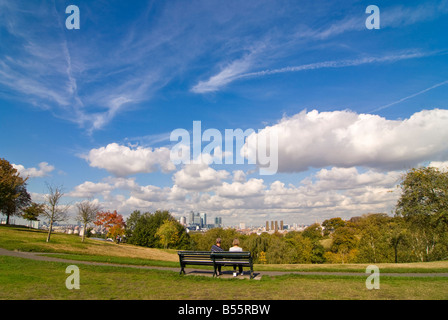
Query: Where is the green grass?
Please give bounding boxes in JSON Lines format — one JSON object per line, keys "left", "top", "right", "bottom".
{"left": 1, "top": 255, "right": 448, "bottom": 300}
{"left": 3, "top": 225, "right": 448, "bottom": 273}
{"left": 39, "top": 253, "right": 180, "bottom": 268}
{"left": 2, "top": 224, "right": 448, "bottom": 300}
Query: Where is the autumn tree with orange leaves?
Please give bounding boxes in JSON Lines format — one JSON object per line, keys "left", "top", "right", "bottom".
{"left": 94, "top": 210, "right": 126, "bottom": 243}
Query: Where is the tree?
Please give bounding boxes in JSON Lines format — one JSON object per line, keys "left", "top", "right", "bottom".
{"left": 156, "top": 219, "right": 181, "bottom": 249}
{"left": 329, "top": 226, "right": 359, "bottom": 263}
{"left": 42, "top": 184, "right": 69, "bottom": 243}
{"left": 22, "top": 202, "right": 45, "bottom": 228}
{"left": 76, "top": 200, "right": 100, "bottom": 242}
{"left": 94, "top": 210, "right": 126, "bottom": 242}
{"left": 356, "top": 213, "right": 393, "bottom": 263}
{"left": 265, "top": 235, "right": 295, "bottom": 264}
{"left": 302, "top": 223, "right": 323, "bottom": 241}
{"left": 189, "top": 227, "right": 239, "bottom": 251}
{"left": 0, "top": 158, "right": 31, "bottom": 224}
{"left": 125, "top": 210, "right": 142, "bottom": 238}
{"left": 388, "top": 217, "right": 408, "bottom": 263}
{"left": 259, "top": 251, "right": 267, "bottom": 264}
{"left": 396, "top": 167, "right": 448, "bottom": 261}
{"left": 129, "top": 210, "right": 190, "bottom": 249}
{"left": 322, "top": 217, "right": 346, "bottom": 236}
{"left": 108, "top": 224, "right": 126, "bottom": 243}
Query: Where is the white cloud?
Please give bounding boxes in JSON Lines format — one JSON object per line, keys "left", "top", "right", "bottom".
{"left": 66, "top": 162, "right": 404, "bottom": 225}
{"left": 191, "top": 47, "right": 431, "bottom": 94}
{"left": 69, "top": 181, "right": 115, "bottom": 198}
{"left": 13, "top": 162, "right": 54, "bottom": 178}
{"left": 84, "top": 143, "right": 176, "bottom": 176}
{"left": 304, "top": 167, "right": 402, "bottom": 191}
{"left": 216, "top": 178, "right": 266, "bottom": 198}
{"left": 246, "top": 109, "right": 448, "bottom": 173}
{"left": 131, "top": 185, "right": 169, "bottom": 202}
{"left": 428, "top": 161, "right": 448, "bottom": 172}
{"left": 191, "top": 54, "right": 254, "bottom": 93}
{"left": 172, "top": 162, "right": 230, "bottom": 191}
{"left": 232, "top": 170, "right": 247, "bottom": 183}
{"left": 263, "top": 167, "right": 400, "bottom": 219}
{"left": 238, "top": 52, "right": 429, "bottom": 80}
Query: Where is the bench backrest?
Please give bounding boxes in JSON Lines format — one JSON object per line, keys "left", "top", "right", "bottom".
{"left": 178, "top": 251, "right": 213, "bottom": 263}
{"left": 211, "top": 251, "right": 252, "bottom": 264}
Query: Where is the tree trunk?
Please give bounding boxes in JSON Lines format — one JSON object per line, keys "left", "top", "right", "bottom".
{"left": 82, "top": 223, "right": 86, "bottom": 242}
{"left": 46, "top": 219, "right": 53, "bottom": 243}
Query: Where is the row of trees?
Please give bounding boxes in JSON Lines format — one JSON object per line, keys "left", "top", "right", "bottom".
{"left": 122, "top": 166, "right": 448, "bottom": 264}
{"left": 2, "top": 156, "right": 447, "bottom": 263}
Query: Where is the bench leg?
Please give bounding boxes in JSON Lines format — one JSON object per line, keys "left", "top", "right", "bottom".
{"left": 180, "top": 265, "right": 185, "bottom": 275}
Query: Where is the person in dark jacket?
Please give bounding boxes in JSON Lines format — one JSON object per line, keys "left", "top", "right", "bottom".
{"left": 211, "top": 238, "right": 224, "bottom": 275}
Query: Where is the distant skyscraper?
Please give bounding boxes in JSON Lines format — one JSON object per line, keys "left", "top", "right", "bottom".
{"left": 266, "top": 221, "right": 269, "bottom": 231}
{"left": 215, "top": 217, "right": 222, "bottom": 227}
{"left": 194, "top": 213, "right": 201, "bottom": 225}
{"left": 189, "top": 211, "right": 203, "bottom": 227}
{"left": 200, "top": 213, "right": 207, "bottom": 227}
{"left": 280, "top": 220, "right": 284, "bottom": 230}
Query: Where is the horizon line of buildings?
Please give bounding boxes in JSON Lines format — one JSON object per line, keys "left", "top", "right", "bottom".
{"left": 177, "top": 212, "right": 310, "bottom": 235}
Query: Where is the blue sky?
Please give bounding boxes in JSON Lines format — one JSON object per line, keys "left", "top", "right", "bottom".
{"left": 1, "top": 0, "right": 448, "bottom": 226}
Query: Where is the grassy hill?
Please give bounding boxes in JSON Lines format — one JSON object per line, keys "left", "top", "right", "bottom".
{"left": 1, "top": 225, "right": 448, "bottom": 300}
{"left": 2, "top": 225, "right": 448, "bottom": 273}
{"left": 0, "top": 225, "right": 180, "bottom": 267}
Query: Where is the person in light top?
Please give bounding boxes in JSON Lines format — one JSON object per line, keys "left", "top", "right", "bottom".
{"left": 229, "top": 238, "right": 244, "bottom": 276}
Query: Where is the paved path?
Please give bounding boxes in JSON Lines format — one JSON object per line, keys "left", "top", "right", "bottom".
{"left": 2, "top": 248, "right": 448, "bottom": 279}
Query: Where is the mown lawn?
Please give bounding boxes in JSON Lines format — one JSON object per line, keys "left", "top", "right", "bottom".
{"left": 3, "top": 225, "right": 448, "bottom": 273}
{"left": 1, "top": 255, "right": 448, "bottom": 300}
{"left": 2, "top": 225, "right": 448, "bottom": 300}
{"left": 0, "top": 225, "right": 178, "bottom": 264}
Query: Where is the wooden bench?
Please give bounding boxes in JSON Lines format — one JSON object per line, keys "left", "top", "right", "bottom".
{"left": 177, "top": 251, "right": 254, "bottom": 279}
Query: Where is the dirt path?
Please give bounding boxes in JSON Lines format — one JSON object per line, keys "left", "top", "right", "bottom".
{"left": 2, "top": 248, "right": 448, "bottom": 279}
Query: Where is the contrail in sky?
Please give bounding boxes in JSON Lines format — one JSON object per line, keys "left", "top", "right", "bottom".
{"left": 372, "top": 80, "right": 448, "bottom": 112}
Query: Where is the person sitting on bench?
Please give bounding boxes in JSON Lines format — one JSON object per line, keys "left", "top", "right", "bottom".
{"left": 229, "top": 238, "right": 244, "bottom": 276}
{"left": 211, "top": 238, "right": 224, "bottom": 275}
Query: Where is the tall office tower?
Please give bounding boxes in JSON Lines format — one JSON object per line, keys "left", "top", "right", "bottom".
{"left": 280, "top": 220, "right": 284, "bottom": 230}
{"left": 200, "top": 213, "right": 207, "bottom": 227}
{"left": 180, "top": 216, "right": 186, "bottom": 225}
{"left": 274, "top": 221, "right": 278, "bottom": 232}
{"left": 189, "top": 211, "right": 195, "bottom": 225}
{"left": 193, "top": 212, "right": 201, "bottom": 225}
{"left": 271, "top": 221, "right": 274, "bottom": 231}
{"left": 266, "top": 221, "right": 269, "bottom": 231}
{"left": 215, "top": 217, "right": 222, "bottom": 227}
